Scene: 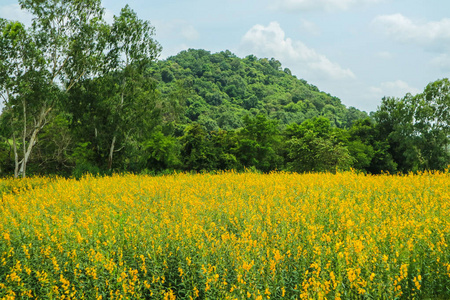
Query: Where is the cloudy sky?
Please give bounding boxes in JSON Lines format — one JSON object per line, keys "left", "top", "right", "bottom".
{"left": 1, "top": 0, "right": 449, "bottom": 113}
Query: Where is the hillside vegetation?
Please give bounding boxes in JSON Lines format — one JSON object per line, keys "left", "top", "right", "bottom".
{"left": 149, "top": 49, "right": 367, "bottom": 131}
{"left": 1, "top": 1, "right": 449, "bottom": 177}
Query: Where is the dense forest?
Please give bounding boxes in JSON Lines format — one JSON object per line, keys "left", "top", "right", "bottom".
{"left": 0, "top": 1, "right": 449, "bottom": 178}
{"left": 149, "top": 49, "right": 368, "bottom": 130}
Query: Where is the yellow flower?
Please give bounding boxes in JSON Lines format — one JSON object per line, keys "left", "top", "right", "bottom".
{"left": 3, "top": 232, "right": 10, "bottom": 241}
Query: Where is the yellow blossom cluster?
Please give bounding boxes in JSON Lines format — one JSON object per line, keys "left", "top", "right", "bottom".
{"left": 0, "top": 171, "right": 449, "bottom": 299}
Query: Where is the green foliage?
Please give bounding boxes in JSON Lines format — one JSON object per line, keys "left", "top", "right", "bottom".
{"left": 148, "top": 49, "right": 367, "bottom": 130}
{"left": 345, "top": 118, "right": 397, "bottom": 174}
{"left": 106, "top": 4, "right": 161, "bottom": 70}
{"left": 1, "top": 0, "right": 112, "bottom": 178}
{"left": 30, "top": 113, "right": 73, "bottom": 176}
{"left": 65, "top": 4, "right": 162, "bottom": 172}
{"left": 373, "top": 80, "right": 450, "bottom": 173}
{"left": 1, "top": 2, "right": 448, "bottom": 177}
{"left": 179, "top": 123, "right": 214, "bottom": 171}
{"left": 235, "top": 115, "right": 282, "bottom": 172}
{"left": 72, "top": 142, "right": 96, "bottom": 166}
{"left": 284, "top": 117, "right": 353, "bottom": 173}
{"left": 72, "top": 162, "right": 101, "bottom": 179}
{"left": 142, "top": 129, "right": 181, "bottom": 171}
{"left": 209, "top": 130, "right": 239, "bottom": 170}
{"left": 0, "top": 138, "right": 10, "bottom": 177}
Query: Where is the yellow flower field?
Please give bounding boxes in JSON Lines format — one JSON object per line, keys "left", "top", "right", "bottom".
{"left": 0, "top": 171, "right": 449, "bottom": 299}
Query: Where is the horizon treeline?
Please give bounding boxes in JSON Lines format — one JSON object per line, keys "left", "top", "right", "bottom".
{"left": 0, "top": 1, "right": 449, "bottom": 178}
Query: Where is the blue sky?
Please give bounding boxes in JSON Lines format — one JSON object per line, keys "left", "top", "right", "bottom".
{"left": 1, "top": 0, "right": 449, "bottom": 113}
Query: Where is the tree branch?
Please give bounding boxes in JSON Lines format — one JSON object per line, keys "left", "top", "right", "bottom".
{"left": 66, "top": 70, "right": 86, "bottom": 92}
{"left": 51, "top": 56, "right": 69, "bottom": 84}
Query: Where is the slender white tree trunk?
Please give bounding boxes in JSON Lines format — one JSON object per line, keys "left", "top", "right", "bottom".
{"left": 17, "top": 105, "right": 51, "bottom": 178}
{"left": 12, "top": 132, "right": 19, "bottom": 179}
{"left": 108, "top": 135, "right": 116, "bottom": 170}
{"left": 19, "top": 125, "right": 40, "bottom": 178}
{"left": 21, "top": 100, "right": 27, "bottom": 177}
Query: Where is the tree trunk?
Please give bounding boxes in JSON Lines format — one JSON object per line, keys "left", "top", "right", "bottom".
{"left": 21, "top": 100, "right": 27, "bottom": 177}
{"left": 19, "top": 126, "right": 40, "bottom": 178}
{"left": 12, "top": 132, "right": 19, "bottom": 179}
{"left": 17, "top": 105, "right": 51, "bottom": 178}
{"left": 108, "top": 135, "right": 116, "bottom": 170}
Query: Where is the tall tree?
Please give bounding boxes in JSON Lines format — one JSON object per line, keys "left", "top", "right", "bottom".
{"left": 412, "top": 78, "right": 450, "bottom": 170}
{"left": 374, "top": 79, "right": 450, "bottom": 172}
{"left": 284, "top": 117, "right": 353, "bottom": 173}
{"left": 373, "top": 96, "right": 416, "bottom": 172}
{"left": 179, "top": 123, "right": 214, "bottom": 171}
{"left": 236, "top": 114, "right": 281, "bottom": 171}
{"left": 99, "top": 5, "right": 161, "bottom": 170}
{"left": 346, "top": 118, "right": 396, "bottom": 174}
{"left": 0, "top": 0, "right": 106, "bottom": 177}
{"left": 1, "top": 20, "right": 45, "bottom": 177}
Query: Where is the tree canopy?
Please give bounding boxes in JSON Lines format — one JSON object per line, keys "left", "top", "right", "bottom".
{"left": 0, "top": 3, "right": 448, "bottom": 177}
{"left": 149, "top": 49, "right": 367, "bottom": 130}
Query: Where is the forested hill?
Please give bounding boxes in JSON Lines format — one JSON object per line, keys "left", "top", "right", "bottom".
{"left": 1, "top": 1, "right": 448, "bottom": 179}
{"left": 149, "top": 49, "right": 367, "bottom": 130}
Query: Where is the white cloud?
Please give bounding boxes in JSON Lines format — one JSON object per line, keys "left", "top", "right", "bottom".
{"left": 373, "top": 14, "right": 450, "bottom": 50}
{"left": 239, "top": 22, "right": 355, "bottom": 80}
{"left": 369, "top": 80, "right": 421, "bottom": 99}
{"left": 299, "top": 19, "right": 321, "bottom": 35}
{"left": 153, "top": 19, "right": 200, "bottom": 41}
{"left": 274, "top": 0, "right": 384, "bottom": 12}
{"left": 181, "top": 25, "right": 200, "bottom": 41}
{"left": 0, "top": 4, "right": 32, "bottom": 26}
{"left": 431, "top": 54, "right": 450, "bottom": 72}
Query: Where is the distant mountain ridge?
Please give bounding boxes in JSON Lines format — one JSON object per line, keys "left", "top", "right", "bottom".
{"left": 149, "top": 49, "right": 367, "bottom": 130}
